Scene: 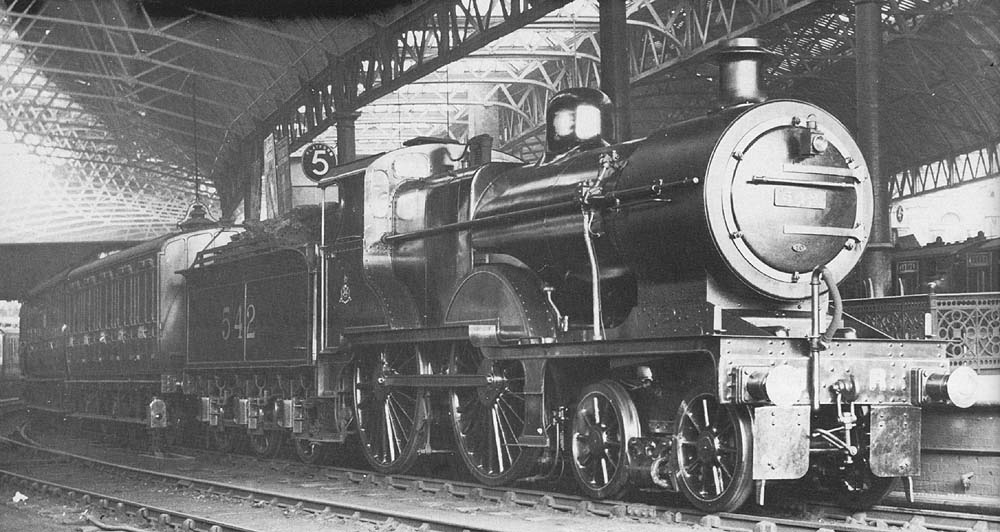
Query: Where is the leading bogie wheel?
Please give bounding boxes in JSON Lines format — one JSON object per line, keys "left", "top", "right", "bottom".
{"left": 570, "top": 380, "right": 641, "bottom": 500}
{"left": 448, "top": 342, "right": 541, "bottom": 486}
{"left": 353, "top": 345, "right": 430, "bottom": 474}
{"left": 834, "top": 471, "right": 896, "bottom": 510}
{"left": 820, "top": 407, "right": 897, "bottom": 510}
{"left": 675, "top": 389, "right": 753, "bottom": 512}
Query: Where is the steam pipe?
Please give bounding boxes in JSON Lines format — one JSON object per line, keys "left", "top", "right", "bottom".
{"left": 821, "top": 267, "right": 844, "bottom": 345}
{"left": 809, "top": 266, "right": 843, "bottom": 410}
{"left": 583, "top": 210, "right": 605, "bottom": 340}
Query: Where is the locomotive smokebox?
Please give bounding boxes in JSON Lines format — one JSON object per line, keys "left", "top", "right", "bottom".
{"left": 715, "top": 38, "right": 771, "bottom": 107}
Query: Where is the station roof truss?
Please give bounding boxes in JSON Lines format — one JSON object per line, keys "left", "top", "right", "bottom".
{"left": 1, "top": 0, "right": 998, "bottom": 246}
{"left": 484, "top": 0, "right": 1000, "bottom": 178}
{"left": 296, "top": 0, "right": 1000, "bottom": 190}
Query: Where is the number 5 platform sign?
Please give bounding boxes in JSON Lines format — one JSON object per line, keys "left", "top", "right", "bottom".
{"left": 302, "top": 143, "right": 337, "bottom": 182}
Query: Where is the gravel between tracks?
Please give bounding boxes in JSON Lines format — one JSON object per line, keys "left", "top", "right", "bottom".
{"left": 6, "top": 422, "right": 695, "bottom": 532}
{"left": 0, "top": 497, "right": 85, "bottom": 532}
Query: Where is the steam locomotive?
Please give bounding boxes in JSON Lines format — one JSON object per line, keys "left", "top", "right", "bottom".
{"left": 19, "top": 39, "right": 979, "bottom": 513}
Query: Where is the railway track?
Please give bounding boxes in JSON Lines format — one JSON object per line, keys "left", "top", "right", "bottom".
{"left": 5, "top": 416, "right": 999, "bottom": 532}
{"left": 0, "top": 436, "right": 529, "bottom": 532}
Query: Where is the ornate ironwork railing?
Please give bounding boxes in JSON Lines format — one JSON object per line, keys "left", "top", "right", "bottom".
{"left": 845, "top": 292, "right": 1000, "bottom": 371}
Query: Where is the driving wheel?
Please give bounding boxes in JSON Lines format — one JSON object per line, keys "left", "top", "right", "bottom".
{"left": 353, "top": 345, "right": 430, "bottom": 474}
{"left": 449, "top": 342, "right": 541, "bottom": 485}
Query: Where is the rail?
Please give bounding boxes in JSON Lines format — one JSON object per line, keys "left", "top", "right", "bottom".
{"left": 844, "top": 292, "right": 1000, "bottom": 371}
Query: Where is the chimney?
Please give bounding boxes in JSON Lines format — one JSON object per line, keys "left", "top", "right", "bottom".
{"left": 714, "top": 38, "right": 771, "bottom": 107}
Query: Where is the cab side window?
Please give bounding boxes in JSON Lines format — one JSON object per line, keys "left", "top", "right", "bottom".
{"left": 337, "top": 174, "right": 364, "bottom": 240}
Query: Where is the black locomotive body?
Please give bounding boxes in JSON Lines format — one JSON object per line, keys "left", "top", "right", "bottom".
{"left": 177, "top": 211, "right": 353, "bottom": 458}
{"left": 20, "top": 40, "right": 980, "bottom": 513}
{"left": 297, "top": 40, "right": 975, "bottom": 511}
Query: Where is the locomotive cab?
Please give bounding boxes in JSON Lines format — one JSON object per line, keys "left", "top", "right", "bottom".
{"left": 317, "top": 140, "right": 524, "bottom": 339}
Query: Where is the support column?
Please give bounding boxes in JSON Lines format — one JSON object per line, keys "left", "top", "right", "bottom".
{"left": 598, "top": 0, "right": 631, "bottom": 142}
{"left": 468, "top": 85, "right": 500, "bottom": 140}
{"left": 243, "top": 140, "right": 263, "bottom": 222}
{"left": 333, "top": 111, "right": 362, "bottom": 164}
{"left": 855, "top": 0, "right": 892, "bottom": 297}
{"left": 217, "top": 168, "right": 241, "bottom": 223}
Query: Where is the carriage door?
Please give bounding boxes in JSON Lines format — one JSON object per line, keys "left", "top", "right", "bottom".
{"left": 966, "top": 252, "right": 990, "bottom": 292}
{"left": 896, "top": 260, "right": 919, "bottom": 295}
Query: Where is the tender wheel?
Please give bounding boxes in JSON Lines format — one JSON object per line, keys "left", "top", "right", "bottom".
{"left": 293, "top": 438, "right": 328, "bottom": 464}
{"left": 571, "top": 380, "right": 641, "bottom": 500}
{"left": 448, "top": 343, "right": 541, "bottom": 485}
{"left": 675, "top": 390, "right": 753, "bottom": 512}
{"left": 353, "top": 345, "right": 429, "bottom": 474}
{"left": 209, "top": 427, "right": 238, "bottom": 453}
{"left": 249, "top": 431, "right": 284, "bottom": 459}
{"left": 163, "top": 412, "right": 188, "bottom": 448}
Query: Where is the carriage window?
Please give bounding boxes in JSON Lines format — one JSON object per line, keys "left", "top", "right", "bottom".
{"left": 145, "top": 269, "right": 156, "bottom": 323}
{"left": 124, "top": 274, "right": 131, "bottom": 326}
{"left": 87, "top": 286, "right": 95, "bottom": 331}
{"left": 138, "top": 271, "right": 148, "bottom": 323}
{"left": 129, "top": 270, "right": 137, "bottom": 325}
{"left": 103, "top": 279, "right": 112, "bottom": 329}
{"left": 115, "top": 277, "right": 123, "bottom": 328}
{"left": 79, "top": 290, "right": 85, "bottom": 332}
{"left": 70, "top": 292, "right": 78, "bottom": 332}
